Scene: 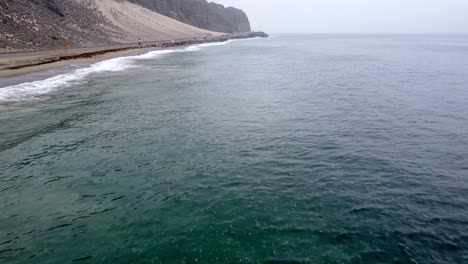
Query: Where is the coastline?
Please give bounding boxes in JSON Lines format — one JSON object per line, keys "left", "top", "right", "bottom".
{"left": 0, "top": 47, "right": 157, "bottom": 79}
{"left": 0, "top": 32, "right": 268, "bottom": 79}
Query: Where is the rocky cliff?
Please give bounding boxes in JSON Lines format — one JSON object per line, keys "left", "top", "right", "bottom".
{"left": 1, "top": 0, "right": 255, "bottom": 51}
{"left": 0, "top": 0, "right": 252, "bottom": 51}
{"left": 0, "top": 0, "right": 118, "bottom": 51}
{"left": 128, "top": 0, "right": 251, "bottom": 33}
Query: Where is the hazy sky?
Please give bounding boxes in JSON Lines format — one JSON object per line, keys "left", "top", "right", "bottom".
{"left": 213, "top": 0, "right": 468, "bottom": 34}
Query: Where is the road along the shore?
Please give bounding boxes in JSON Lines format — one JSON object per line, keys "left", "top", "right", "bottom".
{"left": 0, "top": 32, "right": 268, "bottom": 78}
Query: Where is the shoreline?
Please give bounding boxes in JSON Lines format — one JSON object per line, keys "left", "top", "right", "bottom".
{"left": 0, "top": 32, "right": 268, "bottom": 79}
{"left": 0, "top": 47, "right": 161, "bottom": 80}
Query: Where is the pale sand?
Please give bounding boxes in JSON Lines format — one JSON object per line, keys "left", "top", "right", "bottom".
{"left": 94, "top": 0, "right": 220, "bottom": 42}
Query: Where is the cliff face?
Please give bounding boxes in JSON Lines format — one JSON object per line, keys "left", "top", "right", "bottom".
{"left": 128, "top": 0, "right": 251, "bottom": 33}
{"left": 0, "top": 0, "right": 120, "bottom": 51}
{"left": 0, "top": 0, "right": 252, "bottom": 51}
{"left": 0, "top": 0, "right": 221, "bottom": 51}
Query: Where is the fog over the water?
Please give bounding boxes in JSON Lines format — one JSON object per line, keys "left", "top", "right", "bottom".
{"left": 214, "top": 0, "right": 468, "bottom": 34}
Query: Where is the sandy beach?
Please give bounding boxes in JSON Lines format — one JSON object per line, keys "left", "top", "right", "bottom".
{"left": 0, "top": 32, "right": 267, "bottom": 80}
{"left": 0, "top": 46, "right": 157, "bottom": 78}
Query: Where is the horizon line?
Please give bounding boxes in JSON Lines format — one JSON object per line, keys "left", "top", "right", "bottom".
{"left": 257, "top": 32, "right": 468, "bottom": 35}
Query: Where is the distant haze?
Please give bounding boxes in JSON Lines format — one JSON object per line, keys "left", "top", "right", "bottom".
{"left": 213, "top": 0, "right": 468, "bottom": 34}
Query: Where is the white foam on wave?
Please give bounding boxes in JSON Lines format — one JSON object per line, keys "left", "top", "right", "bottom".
{"left": 0, "top": 40, "right": 235, "bottom": 102}
{"left": 185, "top": 40, "right": 234, "bottom": 51}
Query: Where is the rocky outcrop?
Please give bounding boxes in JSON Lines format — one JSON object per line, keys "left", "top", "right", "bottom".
{"left": 128, "top": 0, "right": 251, "bottom": 33}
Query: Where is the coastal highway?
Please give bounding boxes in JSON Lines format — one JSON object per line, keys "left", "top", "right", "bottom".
{"left": 0, "top": 38, "right": 202, "bottom": 61}
{"left": 0, "top": 44, "right": 138, "bottom": 59}
{"left": 0, "top": 32, "right": 266, "bottom": 70}
{"left": 0, "top": 37, "right": 206, "bottom": 58}
{"left": 0, "top": 37, "right": 215, "bottom": 72}
{"left": 0, "top": 32, "right": 266, "bottom": 77}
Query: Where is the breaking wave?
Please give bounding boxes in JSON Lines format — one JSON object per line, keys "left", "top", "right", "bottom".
{"left": 0, "top": 40, "right": 234, "bottom": 102}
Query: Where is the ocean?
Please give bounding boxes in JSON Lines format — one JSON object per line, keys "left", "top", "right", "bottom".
{"left": 1, "top": 35, "right": 468, "bottom": 263}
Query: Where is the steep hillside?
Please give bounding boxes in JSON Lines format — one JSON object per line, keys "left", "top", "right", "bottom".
{"left": 129, "top": 0, "right": 251, "bottom": 33}
{"left": 0, "top": 0, "right": 241, "bottom": 52}
{"left": 0, "top": 0, "right": 118, "bottom": 51}
{"left": 95, "top": 0, "right": 219, "bottom": 41}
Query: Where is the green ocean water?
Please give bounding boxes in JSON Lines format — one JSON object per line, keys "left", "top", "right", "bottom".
{"left": 1, "top": 35, "right": 468, "bottom": 263}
